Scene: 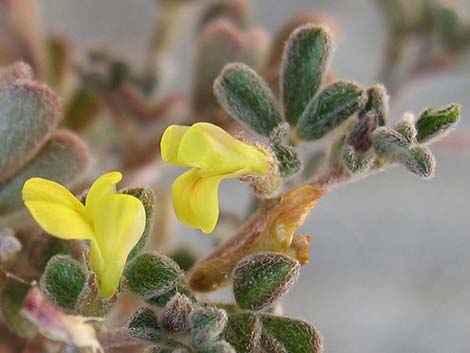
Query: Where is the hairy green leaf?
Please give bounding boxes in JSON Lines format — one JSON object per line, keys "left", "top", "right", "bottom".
{"left": 260, "top": 314, "right": 323, "bottom": 353}
{"left": 224, "top": 313, "right": 261, "bottom": 353}
{"left": 191, "top": 306, "right": 228, "bottom": 348}
{"left": 395, "top": 113, "right": 417, "bottom": 144}
{"left": 397, "top": 145, "right": 435, "bottom": 179}
{"left": 415, "top": 103, "right": 460, "bottom": 143}
{"left": 0, "top": 63, "right": 60, "bottom": 184}
{"left": 124, "top": 252, "right": 183, "bottom": 299}
{"left": 372, "top": 126, "right": 409, "bottom": 155}
{"left": 281, "top": 25, "right": 333, "bottom": 126}
{"left": 40, "top": 255, "right": 87, "bottom": 312}
{"left": 214, "top": 63, "right": 282, "bottom": 136}
{"left": 359, "top": 85, "right": 389, "bottom": 126}
{"left": 233, "top": 253, "right": 300, "bottom": 310}
{"left": 296, "top": 81, "right": 367, "bottom": 140}
{"left": 127, "top": 307, "right": 161, "bottom": 343}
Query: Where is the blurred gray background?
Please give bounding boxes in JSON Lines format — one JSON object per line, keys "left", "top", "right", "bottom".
{"left": 38, "top": 1, "right": 470, "bottom": 353}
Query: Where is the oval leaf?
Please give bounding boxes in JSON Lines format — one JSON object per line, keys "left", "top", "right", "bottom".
{"left": 296, "top": 81, "right": 367, "bottom": 141}
{"left": 281, "top": 25, "right": 333, "bottom": 126}
{"left": 260, "top": 314, "right": 323, "bottom": 353}
{"left": 214, "top": 63, "right": 282, "bottom": 136}
{"left": 124, "top": 252, "right": 183, "bottom": 299}
{"left": 224, "top": 313, "right": 261, "bottom": 353}
{"left": 40, "top": 255, "right": 87, "bottom": 312}
{"left": 415, "top": 103, "right": 460, "bottom": 143}
{"left": 233, "top": 253, "right": 300, "bottom": 310}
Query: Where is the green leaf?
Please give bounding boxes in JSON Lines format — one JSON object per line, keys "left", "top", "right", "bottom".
{"left": 123, "top": 188, "right": 156, "bottom": 261}
{"left": 190, "top": 306, "right": 228, "bottom": 348}
{"left": 296, "top": 81, "right": 367, "bottom": 140}
{"left": 233, "top": 253, "right": 300, "bottom": 310}
{"left": 342, "top": 145, "right": 375, "bottom": 174}
{"left": 0, "top": 131, "right": 90, "bottom": 215}
{"left": 397, "top": 145, "right": 435, "bottom": 179}
{"left": 359, "top": 85, "right": 389, "bottom": 126}
{"left": 260, "top": 315, "right": 323, "bottom": 353}
{"left": 415, "top": 103, "right": 460, "bottom": 143}
{"left": 269, "top": 124, "right": 302, "bottom": 178}
{"left": 395, "top": 113, "right": 417, "bottom": 144}
{"left": 268, "top": 14, "right": 336, "bottom": 71}
{"left": 0, "top": 280, "right": 37, "bottom": 338}
{"left": 126, "top": 307, "right": 161, "bottom": 343}
{"left": 371, "top": 126, "right": 409, "bottom": 155}
{"left": 214, "top": 63, "right": 282, "bottom": 136}
{"left": 0, "top": 63, "right": 60, "bottom": 184}
{"left": 272, "top": 143, "right": 303, "bottom": 179}
{"left": 281, "top": 25, "right": 333, "bottom": 126}
{"left": 124, "top": 252, "right": 183, "bottom": 299}
{"left": 40, "top": 255, "right": 87, "bottom": 312}
{"left": 224, "top": 313, "right": 262, "bottom": 353}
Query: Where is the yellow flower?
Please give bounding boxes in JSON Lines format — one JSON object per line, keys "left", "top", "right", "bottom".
{"left": 22, "top": 172, "right": 146, "bottom": 298}
{"left": 161, "top": 122, "right": 272, "bottom": 234}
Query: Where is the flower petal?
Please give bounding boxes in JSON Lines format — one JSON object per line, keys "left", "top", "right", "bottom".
{"left": 23, "top": 178, "right": 87, "bottom": 215}
{"left": 88, "top": 240, "right": 105, "bottom": 281}
{"left": 172, "top": 168, "right": 227, "bottom": 234}
{"left": 93, "top": 194, "right": 146, "bottom": 297}
{"left": 22, "top": 178, "right": 93, "bottom": 240}
{"left": 177, "top": 123, "right": 269, "bottom": 176}
{"left": 85, "top": 171, "right": 122, "bottom": 219}
{"left": 160, "top": 125, "right": 190, "bottom": 166}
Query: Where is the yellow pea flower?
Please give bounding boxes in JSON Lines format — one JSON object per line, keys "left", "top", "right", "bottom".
{"left": 161, "top": 122, "right": 273, "bottom": 234}
{"left": 22, "top": 172, "right": 146, "bottom": 298}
